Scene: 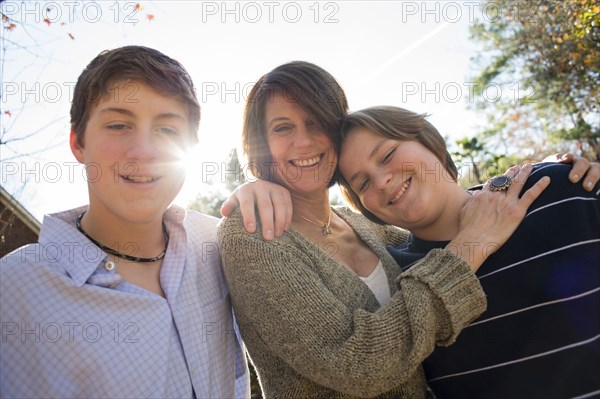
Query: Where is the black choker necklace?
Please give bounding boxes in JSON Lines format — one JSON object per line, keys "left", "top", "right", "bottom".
{"left": 76, "top": 212, "right": 169, "bottom": 263}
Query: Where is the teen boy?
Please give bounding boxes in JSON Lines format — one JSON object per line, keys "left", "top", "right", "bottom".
{"left": 0, "top": 46, "right": 251, "bottom": 398}
{"left": 337, "top": 106, "right": 599, "bottom": 398}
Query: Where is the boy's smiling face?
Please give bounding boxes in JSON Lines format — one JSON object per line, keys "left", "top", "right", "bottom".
{"left": 339, "top": 127, "right": 454, "bottom": 232}
{"left": 70, "top": 80, "right": 191, "bottom": 224}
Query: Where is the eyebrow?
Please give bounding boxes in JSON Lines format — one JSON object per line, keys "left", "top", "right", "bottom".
{"left": 99, "top": 107, "right": 135, "bottom": 117}
{"left": 99, "top": 108, "right": 187, "bottom": 122}
{"left": 267, "top": 117, "right": 289, "bottom": 129}
{"left": 348, "top": 138, "right": 387, "bottom": 184}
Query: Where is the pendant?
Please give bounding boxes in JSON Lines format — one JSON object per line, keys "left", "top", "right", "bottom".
{"left": 322, "top": 225, "right": 331, "bottom": 236}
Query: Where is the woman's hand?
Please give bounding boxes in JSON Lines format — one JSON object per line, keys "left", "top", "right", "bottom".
{"left": 221, "top": 181, "right": 293, "bottom": 240}
{"left": 545, "top": 152, "right": 599, "bottom": 191}
{"left": 446, "top": 164, "right": 550, "bottom": 272}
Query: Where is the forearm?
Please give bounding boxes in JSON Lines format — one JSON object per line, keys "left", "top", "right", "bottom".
{"left": 445, "top": 232, "right": 495, "bottom": 272}
{"left": 399, "top": 248, "right": 487, "bottom": 345}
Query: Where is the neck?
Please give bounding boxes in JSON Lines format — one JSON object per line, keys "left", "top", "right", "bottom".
{"left": 291, "top": 189, "right": 332, "bottom": 224}
{"left": 80, "top": 207, "right": 166, "bottom": 259}
{"left": 410, "top": 185, "right": 472, "bottom": 241}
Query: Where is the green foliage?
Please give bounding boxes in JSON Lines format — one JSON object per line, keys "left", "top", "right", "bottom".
{"left": 453, "top": 136, "right": 519, "bottom": 188}
{"left": 466, "top": 0, "right": 599, "bottom": 161}
{"left": 187, "top": 189, "right": 226, "bottom": 218}
{"left": 187, "top": 148, "right": 245, "bottom": 218}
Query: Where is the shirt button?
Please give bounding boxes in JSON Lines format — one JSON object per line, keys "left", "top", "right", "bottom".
{"left": 104, "top": 261, "right": 116, "bottom": 272}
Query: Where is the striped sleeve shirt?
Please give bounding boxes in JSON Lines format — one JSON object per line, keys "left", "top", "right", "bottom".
{"left": 388, "top": 163, "right": 600, "bottom": 399}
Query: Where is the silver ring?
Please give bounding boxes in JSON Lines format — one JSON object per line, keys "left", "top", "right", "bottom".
{"left": 489, "top": 175, "right": 512, "bottom": 192}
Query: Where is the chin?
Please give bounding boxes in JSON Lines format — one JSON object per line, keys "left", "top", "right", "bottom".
{"left": 125, "top": 202, "right": 171, "bottom": 222}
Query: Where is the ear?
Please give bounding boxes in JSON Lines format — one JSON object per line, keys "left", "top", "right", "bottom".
{"left": 70, "top": 130, "right": 85, "bottom": 163}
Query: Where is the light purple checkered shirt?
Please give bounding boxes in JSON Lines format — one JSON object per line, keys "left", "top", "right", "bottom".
{"left": 0, "top": 205, "right": 250, "bottom": 399}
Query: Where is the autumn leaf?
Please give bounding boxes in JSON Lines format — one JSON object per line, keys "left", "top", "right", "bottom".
{"left": 135, "top": 3, "right": 143, "bottom": 11}
{"left": 2, "top": 15, "right": 9, "bottom": 23}
{"left": 4, "top": 23, "right": 16, "bottom": 31}
{"left": 146, "top": 14, "right": 154, "bottom": 21}
{"left": 4, "top": 110, "right": 12, "bottom": 117}
{"left": 508, "top": 112, "right": 520, "bottom": 122}
{"left": 43, "top": 18, "right": 51, "bottom": 26}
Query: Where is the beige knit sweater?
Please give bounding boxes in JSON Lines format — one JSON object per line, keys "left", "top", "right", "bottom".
{"left": 218, "top": 207, "right": 486, "bottom": 398}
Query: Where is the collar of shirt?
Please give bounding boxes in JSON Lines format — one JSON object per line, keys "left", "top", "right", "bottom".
{"left": 38, "top": 205, "right": 187, "bottom": 290}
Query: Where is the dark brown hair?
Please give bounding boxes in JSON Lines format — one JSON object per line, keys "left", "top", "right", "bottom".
{"left": 339, "top": 106, "right": 458, "bottom": 224}
{"left": 70, "top": 45, "right": 200, "bottom": 146}
{"left": 242, "top": 61, "right": 348, "bottom": 186}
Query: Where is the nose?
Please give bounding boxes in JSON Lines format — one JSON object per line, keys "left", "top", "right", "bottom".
{"left": 373, "top": 170, "right": 393, "bottom": 192}
{"left": 126, "top": 129, "right": 160, "bottom": 161}
{"left": 292, "top": 125, "right": 315, "bottom": 149}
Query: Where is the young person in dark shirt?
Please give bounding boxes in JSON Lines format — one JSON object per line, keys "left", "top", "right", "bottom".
{"left": 337, "top": 105, "right": 599, "bottom": 399}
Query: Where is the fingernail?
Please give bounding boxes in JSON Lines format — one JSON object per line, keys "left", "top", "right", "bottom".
{"left": 585, "top": 181, "right": 593, "bottom": 190}
{"left": 265, "top": 229, "right": 274, "bottom": 240}
{"left": 570, "top": 173, "right": 578, "bottom": 182}
{"left": 247, "top": 222, "right": 256, "bottom": 232}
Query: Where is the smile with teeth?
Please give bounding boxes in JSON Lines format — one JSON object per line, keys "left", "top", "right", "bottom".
{"left": 291, "top": 155, "right": 321, "bottom": 167}
{"left": 389, "top": 177, "right": 411, "bottom": 204}
{"left": 122, "top": 175, "right": 159, "bottom": 183}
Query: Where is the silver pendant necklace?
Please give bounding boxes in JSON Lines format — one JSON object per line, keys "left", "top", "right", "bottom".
{"left": 299, "top": 209, "right": 332, "bottom": 236}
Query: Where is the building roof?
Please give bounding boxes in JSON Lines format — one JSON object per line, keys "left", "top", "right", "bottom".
{"left": 0, "top": 186, "right": 41, "bottom": 234}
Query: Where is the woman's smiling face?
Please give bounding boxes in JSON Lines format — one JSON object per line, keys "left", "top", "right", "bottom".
{"left": 264, "top": 91, "right": 337, "bottom": 195}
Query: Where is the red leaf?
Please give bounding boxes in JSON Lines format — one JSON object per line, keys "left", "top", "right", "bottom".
{"left": 4, "top": 23, "right": 16, "bottom": 31}
{"left": 135, "top": 3, "right": 143, "bottom": 11}
{"left": 2, "top": 15, "right": 9, "bottom": 23}
{"left": 4, "top": 110, "right": 12, "bottom": 117}
{"left": 43, "top": 18, "right": 51, "bottom": 26}
{"left": 146, "top": 14, "right": 154, "bottom": 21}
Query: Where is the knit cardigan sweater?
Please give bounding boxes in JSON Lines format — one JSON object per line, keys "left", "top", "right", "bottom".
{"left": 218, "top": 207, "right": 486, "bottom": 398}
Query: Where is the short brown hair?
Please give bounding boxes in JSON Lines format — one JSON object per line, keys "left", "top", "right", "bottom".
{"left": 70, "top": 45, "right": 200, "bottom": 146}
{"left": 242, "top": 61, "right": 348, "bottom": 186}
{"left": 339, "top": 106, "right": 458, "bottom": 224}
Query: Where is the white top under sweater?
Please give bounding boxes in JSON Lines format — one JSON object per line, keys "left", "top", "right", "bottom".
{"left": 359, "top": 260, "right": 391, "bottom": 305}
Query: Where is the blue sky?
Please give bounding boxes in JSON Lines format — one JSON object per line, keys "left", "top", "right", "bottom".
{"left": 1, "top": 1, "right": 487, "bottom": 220}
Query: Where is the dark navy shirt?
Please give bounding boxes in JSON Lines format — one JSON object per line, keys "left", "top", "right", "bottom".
{"left": 389, "top": 163, "right": 600, "bottom": 399}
